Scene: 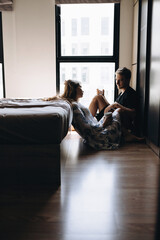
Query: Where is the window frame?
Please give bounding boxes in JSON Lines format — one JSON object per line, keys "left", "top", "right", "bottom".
{"left": 0, "top": 13, "right": 5, "bottom": 98}
{"left": 55, "top": 3, "right": 120, "bottom": 100}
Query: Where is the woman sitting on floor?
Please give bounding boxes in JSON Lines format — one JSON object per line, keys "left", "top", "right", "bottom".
{"left": 51, "top": 80, "right": 122, "bottom": 150}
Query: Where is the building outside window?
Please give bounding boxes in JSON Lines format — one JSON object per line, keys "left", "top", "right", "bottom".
{"left": 61, "top": 68, "right": 65, "bottom": 83}
{"left": 81, "top": 67, "right": 89, "bottom": 83}
{"left": 72, "top": 18, "right": 77, "bottom": 36}
{"left": 72, "top": 67, "right": 77, "bottom": 80}
{"left": 61, "top": 20, "right": 65, "bottom": 36}
{"left": 81, "top": 43, "right": 89, "bottom": 55}
{"left": 81, "top": 17, "right": 89, "bottom": 35}
{"left": 101, "top": 42, "right": 109, "bottom": 55}
{"left": 62, "top": 44, "right": 65, "bottom": 56}
{"left": 72, "top": 43, "right": 78, "bottom": 55}
{"left": 101, "top": 17, "right": 109, "bottom": 35}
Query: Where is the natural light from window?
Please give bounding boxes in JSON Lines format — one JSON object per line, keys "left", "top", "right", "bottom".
{"left": 60, "top": 62, "right": 115, "bottom": 106}
{"left": 59, "top": 3, "right": 116, "bottom": 106}
{"left": 0, "top": 63, "right": 3, "bottom": 98}
{"left": 61, "top": 4, "right": 114, "bottom": 56}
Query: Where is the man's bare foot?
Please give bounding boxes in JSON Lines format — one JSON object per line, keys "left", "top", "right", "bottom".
{"left": 97, "top": 89, "right": 104, "bottom": 96}
{"left": 125, "top": 132, "right": 145, "bottom": 143}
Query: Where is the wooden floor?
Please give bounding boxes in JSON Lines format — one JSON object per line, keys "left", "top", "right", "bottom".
{"left": 0, "top": 132, "right": 160, "bottom": 240}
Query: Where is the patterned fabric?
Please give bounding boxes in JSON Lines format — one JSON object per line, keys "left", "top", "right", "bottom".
{"left": 72, "top": 102, "right": 121, "bottom": 150}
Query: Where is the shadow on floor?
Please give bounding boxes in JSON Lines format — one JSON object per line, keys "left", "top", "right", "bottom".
{"left": 0, "top": 185, "right": 59, "bottom": 240}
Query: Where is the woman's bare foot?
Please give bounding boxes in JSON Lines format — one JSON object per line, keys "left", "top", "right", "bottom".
{"left": 97, "top": 89, "right": 105, "bottom": 96}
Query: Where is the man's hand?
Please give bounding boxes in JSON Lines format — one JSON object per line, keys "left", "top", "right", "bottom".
{"left": 103, "top": 113, "right": 112, "bottom": 128}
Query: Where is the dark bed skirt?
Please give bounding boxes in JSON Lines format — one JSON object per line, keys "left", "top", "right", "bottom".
{"left": 0, "top": 144, "right": 61, "bottom": 188}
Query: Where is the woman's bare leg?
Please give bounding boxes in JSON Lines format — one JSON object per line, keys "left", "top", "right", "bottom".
{"left": 89, "top": 95, "right": 110, "bottom": 117}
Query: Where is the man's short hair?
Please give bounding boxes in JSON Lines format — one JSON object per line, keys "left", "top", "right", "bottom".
{"left": 116, "top": 67, "right": 131, "bottom": 81}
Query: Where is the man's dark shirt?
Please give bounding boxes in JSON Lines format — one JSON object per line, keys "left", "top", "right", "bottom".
{"left": 116, "top": 86, "right": 139, "bottom": 132}
{"left": 116, "top": 86, "right": 138, "bottom": 110}
{"left": 96, "top": 86, "right": 138, "bottom": 123}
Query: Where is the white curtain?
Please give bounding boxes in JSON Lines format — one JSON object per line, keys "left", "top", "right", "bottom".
{"left": 0, "top": 0, "right": 13, "bottom": 11}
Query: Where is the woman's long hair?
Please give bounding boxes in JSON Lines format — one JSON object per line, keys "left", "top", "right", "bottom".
{"left": 61, "top": 80, "right": 81, "bottom": 102}
{"left": 44, "top": 80, "right": 80, "bottom": 103}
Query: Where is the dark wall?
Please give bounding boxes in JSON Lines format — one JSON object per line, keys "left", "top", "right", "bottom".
{"left": 0, "top": 13, "right": 3, "bottom": 63}
{"left": 147, "top": 0, "right": 160, "bottom": 147}
{"left": 138, "top": 0, "right": 160, "bottom": 147}
{"left": 137, "top": 0, "right": 148, "bottom": 135}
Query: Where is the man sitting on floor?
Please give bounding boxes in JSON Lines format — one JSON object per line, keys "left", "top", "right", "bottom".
{"left": 89, "top": 67, "right": 141, "bottom": 142}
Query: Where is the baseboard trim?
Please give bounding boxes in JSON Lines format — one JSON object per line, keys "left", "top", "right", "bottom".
{"left": 146, "top": 139, "right": 160, "bottom": 157}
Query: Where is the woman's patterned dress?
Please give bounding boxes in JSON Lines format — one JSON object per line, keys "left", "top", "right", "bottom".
{"left": 72, "top": 102, "right": 121, "bottom": 150}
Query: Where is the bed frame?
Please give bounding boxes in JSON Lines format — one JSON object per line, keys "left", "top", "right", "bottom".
{"left": 0, "top": 99, "right": 72, "bottom": 188}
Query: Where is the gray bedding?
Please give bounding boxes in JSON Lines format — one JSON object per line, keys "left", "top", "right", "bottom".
{"left": 0, "top": 98, "right": 73, "bottom": 144}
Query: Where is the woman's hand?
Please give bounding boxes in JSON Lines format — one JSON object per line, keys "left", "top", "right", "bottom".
{"left": 111, "top": 102, "right": 121, "bottom": 109}
{"left": 104, "top": 102, "right": 125, "bottom": 116}
{"left": 103, "top": 114, "right": 113, "bottom": 128}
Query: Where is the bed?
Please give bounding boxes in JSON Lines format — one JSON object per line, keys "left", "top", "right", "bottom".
{"left": 0, "top": 98, "right": 73, "bottom": 187}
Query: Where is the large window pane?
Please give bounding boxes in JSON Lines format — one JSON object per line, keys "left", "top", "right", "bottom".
{"left": 0, "top": 63, "right": 3, "bottom": 98}
{"left": 60, "top": 63, "right": 115, "bottom": 107}
{"left": 81, "top": 18, "right": 89, "bottom": 35}
{"left": 101, "top": 17, "right": 109, "bottom": 35}
{"left": 61, "top": 4, "right": 114, "bottom": 56}
{"left": 71, "top": 19, "right": 77, "bottom": 36}
{"left": 56, "top": 3, "right": 120, "bottom": 107}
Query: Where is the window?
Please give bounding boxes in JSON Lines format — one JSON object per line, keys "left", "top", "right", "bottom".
{"left": 81, "top": 67, "right": 88, "bottom": 83}
{"left": 61, "top": 68, "right": 65, "bottom": 83}
{"left": 72, "top": 67, "right": 77, "bottom": 80}
{"left": 72, "top": 18, "right": 77, "bottom": 36}
{"left": 100, "top": 66, "right": 114, "bottom": 102}
{"left": 60, "top": 62, "right": 115, "bottom": 105}
{"left": 101, "top": 17, "right": 109, "bottom": 35}
{"left": 72, "top": 43, "right": 78, "bottom": 55}
{"left": 0, "top": 63, "right": 3, "bottom": 98}
{"left": 0, "top": 13, "right": 4, "bottom": 98}
{"left": 56, "top": 4, "right": 120, "bottom": 106}
{"left": 81, "top": 43, "right": 89, "bottom": 55}
{"left": 60, "top": 4, "right": 115, "bottom": 57}
{"left": 62, "top": 44, "right": 65, "bottom": 55}
{"left": 101, "top": 42, "right": 109, "bottom": 55}
{"left": 62, "top": 20, "right": 65, "bottom": 36}
{"left": 81, "top": 18, "right": 89, "bottom": 35}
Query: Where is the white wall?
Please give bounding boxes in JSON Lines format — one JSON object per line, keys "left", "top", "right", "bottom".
{"left": 131, "top": 0, "right": 139, "bottom": 90}
{"left": 119, "top": 0, "right": 133, "bottom": 71}
{"left": 2, "top": 0, "right": 134, "bottom": 98}
{"left": 2, "top": 0, "right": 56, "bottom": 98}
